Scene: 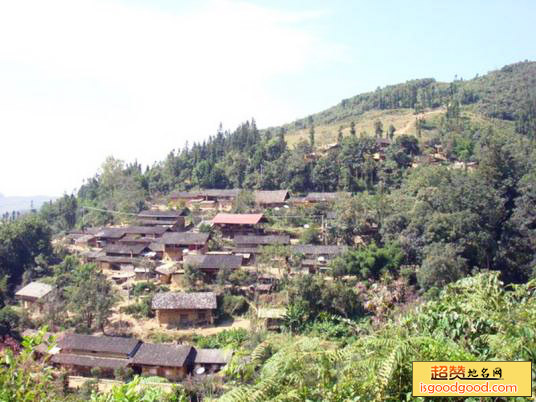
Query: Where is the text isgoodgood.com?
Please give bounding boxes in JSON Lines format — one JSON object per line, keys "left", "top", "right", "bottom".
{"left": 419, "top": 382, "right": 518, "bottom": 395}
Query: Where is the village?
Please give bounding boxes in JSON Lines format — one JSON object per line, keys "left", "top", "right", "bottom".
{"left": 12, "top": 140, "right": 477, "bottom": 389}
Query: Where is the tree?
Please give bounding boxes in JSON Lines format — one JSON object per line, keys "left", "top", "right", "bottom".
{"left": 232, "top": 190, "right": 255, "bottom": 213}
{"left": 374, "top": 120, "right": 384, "bottom": 138}
{"left": 337, "top": 126, "right": 343, "bottom": 144}
{"left": 388, "top": 124, "right": 396, "bottom": 140}
{"left": 350, "top": 121, "right": 356, "bottom": 137}
{"left": 309, "top": 125, "right": 315, "bottom": 148}
{"left": 417, "top": 243, "right": 468, "bottom": 290}
{"left": 66, "top": 263, "right": 117, "bottom": 332}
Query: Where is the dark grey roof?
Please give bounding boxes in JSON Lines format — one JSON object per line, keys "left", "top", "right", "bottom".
{"left": 137, "top": 209, "right": 186, "bottom": 218}
{"left": 131, "top": 343, "right": 193, "bottom": 367}
{"left": 200, "top": 189, "right": 241, "bottom": 198}
{"left": 122, "top": 226, "right": 168, "bottom": 236}
{"left": 254, "top": 190, "right": 289, "bottom": 205}
{"left": 290, "top": 245, "right": 347, "bottom": 256}
{"left": 96, "top": 255, "right": 141, "bottom": 265}
{"left": 95, "top": 227, "right": 126, "bottom": 239}
{"left": 58, "top": 334, "right": 140, "bottom": 356}
{"left": 234, "top": 235, "right": 290, "bottom": 246}
{"left": 232, "top": 247, "right": 259, "bottom": 254}
{"left": 51, "top": 353, "right": 129, "bottom": 369}
{"left": 152, "top": 292, "right": 217, "bottom": 310}
{"left": 193, "top": 349, "right": 232, "bottom": 364}
{"left": 197, "top": 255, "right": 242, "bottom": 270}
{"left": 158, "top": 232, "right": 209, "bottom": 246}
{"left": 104, "top": 243, "right": 149, "bottom": 256}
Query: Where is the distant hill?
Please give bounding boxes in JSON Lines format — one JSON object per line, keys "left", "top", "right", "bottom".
{"left": 265, "top": 61, "right": 535, "bottom": 146}
{"left": 0, "top": 193, "right": 57, "bottom": 214}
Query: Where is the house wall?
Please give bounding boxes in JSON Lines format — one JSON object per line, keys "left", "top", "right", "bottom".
{"left": 140, "top": 365, "right": 187, "bottom": 381}
{"left": 62, "top": 349, "right": 130, "bottom": 359}
{"left": 156, "top": 308, "right": 214, "bottom": 327}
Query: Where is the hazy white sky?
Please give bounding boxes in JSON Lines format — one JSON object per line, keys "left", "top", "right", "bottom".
{"left": 1, "top": 0, "right": 535, "bottom": 196}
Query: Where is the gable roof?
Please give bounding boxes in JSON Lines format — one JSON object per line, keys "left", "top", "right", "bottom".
{"left": 212, "top": 213, "right": 264, "bottom": 225}
{"left": 200, "top": 189, "right": 241, "bottom": 198}
{"left": 58, "top": 334, "right": 141, "bottom": 356}
{"left": 137, "top": 209, "right": 186, "bottom": 219}
{"left": 51, "top": 353, "right": 130, "bottom": 369}
{"left": 152, "top": 292, "right": 217, "bottom": 310}
{"left": 158, "top": 232, "right": 209, "bottom": 246}
{"left": 291, "top": 244, "right": 347, "bottom": 256}
{"left": 304, "top": 192, "right": 350, "bottom": 202}
{"left": 197, "top": 255, "right": 242, "bottom": 270}
{"left": 122, "top": 226, "right": 169, "bottom": 236}
{"left": 131, "top": 343, "right": 193, "bottom": 367}
{"left": 254, "top": 190, "right": 289, "bottom": 205}
{"left": 104, "top": 243, "right": 149, "bottom": 256}
{"left": 15, "top": 282, "right": 54, "bottom": 300}
{"left": 234, "top": 234, "right": 290, "bottom": 246}
{"left": 193, "top": 349, "right": 232, "bottom": 365}
{"left": 95, "top": 227, "right": 126, "bottom": 239}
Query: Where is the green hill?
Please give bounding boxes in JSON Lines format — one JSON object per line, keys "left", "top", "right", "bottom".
{"left": 266, "top": 61, "right": 535, "bottom": 146}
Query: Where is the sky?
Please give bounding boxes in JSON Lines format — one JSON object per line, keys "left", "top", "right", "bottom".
{"left": 1, "top": 0, "right": 535, "bottom": 197}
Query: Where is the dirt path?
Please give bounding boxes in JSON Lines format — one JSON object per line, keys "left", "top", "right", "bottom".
{"left": 398, "top": 108, "right": 445, "bottom": 134}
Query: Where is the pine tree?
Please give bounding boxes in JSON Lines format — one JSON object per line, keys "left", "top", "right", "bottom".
{"left": 338, "top": 126, "right": 344, "bottom": 144}
{"left": 309, "top": 125, "right": 315, "bottom": 148}
{"left": 350, "top": 121, "right": 356, "bottom": 137}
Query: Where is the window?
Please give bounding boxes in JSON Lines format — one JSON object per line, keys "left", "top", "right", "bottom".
{"left": 198, "top": 311, "right": 206, "bottom": 320}
{"left": 179, "top": 313, "right": 188, "bottom": 321}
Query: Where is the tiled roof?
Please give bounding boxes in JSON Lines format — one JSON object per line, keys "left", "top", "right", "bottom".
{"left": 212, "top": 213, "right": 264, "bottom": 225}
{"left": 131, "top": 343, "right": 193, "bottom": 367}
{"left": 234, "top": 234, "right": 290, "bottom": 246}
{"left": 193, "top": 349, "right": 232, "bottom": 364}
{"left": 152, "top": 292, "right": 217, "bottom": 310}
{"left": 137, "top": 209, "right": 186, "bottom": 218}
{"left": 158, "top": 232, "right": 209, "bottom": 246}
{"left": 51, "top": 353, "right": 129, "bottom": 369}
{"left": 197, "top": 255, "right": 242, "bottom": 270}
{"left": 104, "top": 243, "right": 149, "bottom": 256}
{"left": 290, "top": 244, "right": 347, "bottom": 256}
{"left": 58, "top": 334, "right": 140, "bottom": 356}
{"left": 254, "top": 190, "right": 289, "bottom": 205}
{"left": 15, "top": 282, "right": 54, "bottom": 299}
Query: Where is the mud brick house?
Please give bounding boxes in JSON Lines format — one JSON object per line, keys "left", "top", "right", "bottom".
{"left": 254, "top": 190, "right": 289, "bottom": 208}
{"left": 122, "top": 225, "right": 169, "bottom": 238}
{"left": 257, "top": 308, "right": 286, "bottom": 331}
{"left": 157, "top": 232, "right": 210, "bottom": 261}
{"left": 290, "top": 244, "right": 347, "bottom": 273}
{"left": 15, "top": 282, "right": 55, "bottom": 313}
{"left": 154, "top": 261, "right": 179, "bottom": 284}
{"left": 169, "top": 189, "right": 240, "bottom": 210}
{"left": 104, "top": 243, "right": 152, "bottom": 258}
{"left": 52, "top": 334, "right": 141, "bottom": 378}
{"left": 184, "top": 254, "right": 243, "bottom": 277}
{"left": 130, "top": 343, "right": 195, "bottom": 381}
{"left": 212, "top": 213, "right": 266, "bottom": 238}
{"left": 193, "top": 349, "right": 233, "bottom": 375}
{"left": 96, "top": 255, "right": 141, "bottom": 270}
{"left": 233, "top": 234, "right": 290, "bottom": 263}
{"left": 94, "top": 227, "right": 127, "bottom": 247}
{"left": 152, "top": 292, "right": 217, "bottom": 328}
{"left": 137, "top": 209, "right": 188, "bottom": 230}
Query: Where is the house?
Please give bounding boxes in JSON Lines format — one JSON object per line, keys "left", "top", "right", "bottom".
{"left": 376, "top": 138, "right": 391, "bottom": 149}
{"left": 104, "top": 243, "right": 152, "bottom": 258}
{"left": 169, "top": 189, "right": 240, "bottom": 210}
{"left": 122, "top": 226, "right": 169, "bottom": 238}
{"left": 96, "top": 255, "right": 141, "bottom": 270}
{"left": 257, "top": 308, "right": 286, "bottom": 331}
{"left": 233, "top": 234, "right": 290, "bottom": 263}
{"left": 15, "top": 282, "right": 55, "bottom": 313}
{"left": 130, "top": 343, "right": 195, "bottom": 381}
{"left": 290, "top": 245, "right": 347, "bottom": 273}
{"left": 137, "top": 209, "right": 188, "bottom": 230}
{"left": 254, "top": 190, "right": 289, "bottom": 208}
{"left": 157, "top": 232, "right": 210, "bottom": 261}
{"left": 94, "top": 227, "right": 127, "bottom": 247}
{"left": 184, "top": 254, "right": 242, "bottom": 277}
{"left": 152, "top": 292, "right": 217, "bottom": 328}
{"left": 52, "top": 334, "right": 141, "bottom": 378}
{"left": 288, "top": 192, "right": 350, "bottom": 206}
{"left": 154, "top": 261, "right": 179, "bottom": 284}
{"left": 193, "top": 349, "right": 232, "bottom": 375}
{"left": 212, "top": 213, "right": 266, "bottom": 238}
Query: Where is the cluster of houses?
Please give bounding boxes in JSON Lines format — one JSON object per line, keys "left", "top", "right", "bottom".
{"left": 23, "top": 330, "right": 231, "bottom": 381}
